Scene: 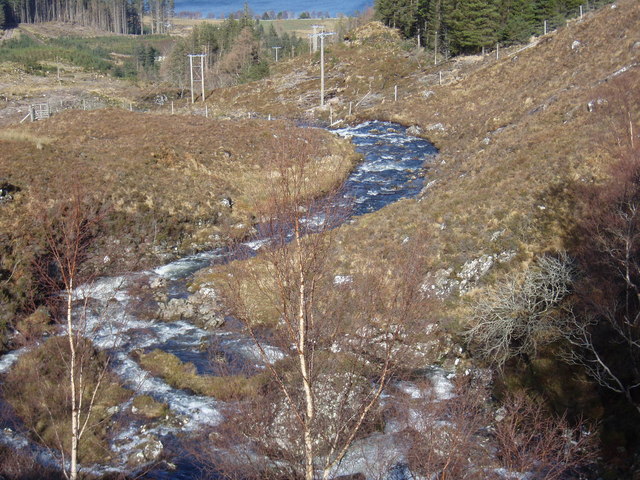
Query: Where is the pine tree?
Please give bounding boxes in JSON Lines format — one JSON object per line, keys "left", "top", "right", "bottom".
{"left": 376, "top": 0, "right": 416, "bottom": 34}
{"left": 0, "top": 1, "right": 6, "bottom": 28}
{"left": 449, "top": 0, "right": 500, "bottom": 53}
{"left": 500, "top": 0, "right": 536, "bottom": 44}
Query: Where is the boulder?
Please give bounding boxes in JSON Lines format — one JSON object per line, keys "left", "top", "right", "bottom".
{"left": 128, "top": 437, "right": 163, "bottom": 466}
{"left": 0, "top": 179, "right": 19, "bottom": 203}
{"left": 157, "top": 287, "right": 225, "bottom": 329}
{"left": 406, "top": 125, "right": 423, "bottom": 136}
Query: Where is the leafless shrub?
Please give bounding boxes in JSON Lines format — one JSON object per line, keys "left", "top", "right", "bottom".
{"left": 494, "top": 391, "right": 598, "bottom": 480}
{"left": 402, "top": 374, "right": 494, "bottom": 480}
{"left": 466, "top": 253, "right": 574, "bottom": 368}
{"left": 0, "top": 443, "right": 65, "bottom": 480}
{"left": 561, "top": 107, "right": 640, "bottom": 414}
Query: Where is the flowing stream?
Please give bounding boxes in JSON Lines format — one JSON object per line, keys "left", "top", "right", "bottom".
{"left": 0, "top": 121, "right": 445, "bottom": 479}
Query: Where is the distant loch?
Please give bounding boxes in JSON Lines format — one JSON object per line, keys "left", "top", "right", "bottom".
{"left": 174, "top": 0, "right": 372, "bottom": 18}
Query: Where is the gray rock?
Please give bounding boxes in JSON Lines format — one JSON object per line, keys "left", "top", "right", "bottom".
{"left": 159, "top": 298, "right": 195, "bottom": 321}
{"left": 150, "top": 276, "right": 167, "bottom": 290}
{"left": 406, "top": 125, "right": 423, "bottom": 136}
{"left": 421, "top": 251, "right": 516, "bottom": 298}
{"left": 157, "top": 286, "right": 225, "bottom": 329}
{"left": 426, "top": 123, "right": 445, "bottom": 132}
{"left": 128, "top": 437, "right": 163, "bottom": 466}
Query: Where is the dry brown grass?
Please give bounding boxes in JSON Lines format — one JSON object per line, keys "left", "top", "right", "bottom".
{"left": 3, "top": 337, "right": 130, "bottom": 464}
{"left": 0, "top": 109, "right": 356, "bottom": 247}
{"left": 0, "top": 128, "right": 53, "bottom": 147}
{"left": 0, "top": 109, "right": 357, "bottom": 340}
{"left": 136, "top": 349, "right": 269, "bottom": 401}
{"left": 203, "top": 0, "right": 640, "bottom": 328}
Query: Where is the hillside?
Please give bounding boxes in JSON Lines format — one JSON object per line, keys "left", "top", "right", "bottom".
{"left": 205, "top": 0, "right": 639, "bottom": 297}
{"left": 0, "top": 110, "right": 358, "bottom": 341}
{"left": 202, "top": 0, "right": 640, "bottom": 467}
{"left": 0, "top": 1, "right": 639, "bottom": 476}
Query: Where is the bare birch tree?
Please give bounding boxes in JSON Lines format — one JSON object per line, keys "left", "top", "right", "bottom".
{"left": 561, "top": 117, "right": 640, "bottom": 414}
{"left": 30, "top": 188, "right": 115, "bottom": 480}
{"left": 207, "top": 130, "right": 430, "bottom": 480}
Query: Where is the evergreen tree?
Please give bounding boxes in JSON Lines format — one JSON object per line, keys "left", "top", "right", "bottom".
{"left": 375, "top": 0, "right": 612, "bottom": 54}
{"left": 426, "top": 0, "right": 450, "bottom": 50}
{"left": 449, "top": 0, "right": 500, "bottom": 53}
{"left": 500, "top": 0, "right": 536, "bottom": 44}
{"left": 0, "top": 1, "right": 6, "bottom": 28}
{"left": 376, "top": 0, "right": 416, "bottom": 34}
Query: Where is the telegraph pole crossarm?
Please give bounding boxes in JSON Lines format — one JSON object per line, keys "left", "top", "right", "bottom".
{"left": 310, "top": 24, "right": 325, "bottom": 52}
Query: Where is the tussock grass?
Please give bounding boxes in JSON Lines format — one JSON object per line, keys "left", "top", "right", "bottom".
{"left": 203, "top": 0, "right": 640, "bottom": 331}
{"left": 0, "top": 109, "right": 357, "bottom": 346}
{"left": 4, "top": 337, "right": 130, "bottom": 463}
{"left": 136, "top": 349, "right": 269, "bottom": 401}
{"left": 132, "top": 395, "right": 170, "bottom": 419}
{"left": 0, "top": 129, "right": 54, "bottom": 148}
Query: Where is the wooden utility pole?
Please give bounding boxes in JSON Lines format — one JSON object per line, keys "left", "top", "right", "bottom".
{"left": 272, "top": 46, "right": 282, "bottom": 62}
{"left": 188, "top": 54, "right": 207, "bottom": 103}
{"left": 313, "top": 31, "right": 335, "bottom": 107}
{"left": 434, "top": 31, "right": 438, "bottom": 65}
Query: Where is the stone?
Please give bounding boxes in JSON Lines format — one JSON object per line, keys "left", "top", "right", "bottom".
{"left": 426, "top": 123, "right": 445, "bottom": 132}
{"left": 571, "top": 40, "right": 582, "bottom": 50}
{"left": 0, "top": 179, "right": 19, "bottom": 204}
{"left": 406, "top": 125, "right": 423, "bottom": 136}
{"left": 157, "top": 286, "right": 225, "bottom": 329}
{"left": 149, "top": 276, "right": 167, "bottom": 290}
{"left": 128, "top": 437, "right": 163, "bottom": 466}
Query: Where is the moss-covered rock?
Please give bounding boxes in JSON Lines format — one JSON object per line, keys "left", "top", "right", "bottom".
{"left": 131, "top": 395, "right": 170, "bottom": 419}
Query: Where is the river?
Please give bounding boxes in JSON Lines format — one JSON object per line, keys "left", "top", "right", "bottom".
{"left": 0, "top": 121, "right": 443, "bottom": 479}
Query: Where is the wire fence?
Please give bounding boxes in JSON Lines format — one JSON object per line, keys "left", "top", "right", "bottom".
{"left": 14, "top": 0, "right": 619, "bottom": 126}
